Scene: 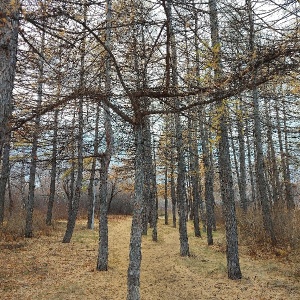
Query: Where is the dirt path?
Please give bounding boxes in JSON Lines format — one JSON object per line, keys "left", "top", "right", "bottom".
{"left": 1, "top": 216, "right": 299, "bottom": 299}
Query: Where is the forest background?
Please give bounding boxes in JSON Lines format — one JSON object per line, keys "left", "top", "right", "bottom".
{"left": 0, "top": 0, "right": 300, "bottom": 299}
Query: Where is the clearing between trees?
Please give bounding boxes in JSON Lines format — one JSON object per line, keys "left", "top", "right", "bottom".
{"left": 1, "top": 216, "right": 299, "bottom": 300}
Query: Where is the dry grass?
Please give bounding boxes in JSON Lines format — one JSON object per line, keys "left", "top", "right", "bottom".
{"left": 1, "top": 215, "right": 300, "bottom": 300}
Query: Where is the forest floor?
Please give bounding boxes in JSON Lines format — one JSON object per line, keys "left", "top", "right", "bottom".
{"left": 1, "top": 215, "right": 300, "bottom": 300}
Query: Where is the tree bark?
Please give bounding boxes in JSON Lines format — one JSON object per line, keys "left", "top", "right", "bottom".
{"left": 164, "top": 165, "right": 169, "bottom": 225}
{"left": 127, "top": 122, "right": 144, "bottom": 300}
{"left": 209, "top": 0, "right": 242, "bottom": 279}
{"left": 62, "top": 2, "right": 87, "bottom": 243}
{"left": 97, "top": 0, "right": 114, "bottom": 271}
{"left": 246, "top": 0, "right": 276, "bottom": 245}
{"left": 87, "top": 103, "right": 100, "bottom": 229}
{"left": 275, "top": 101, "right": 295, "bottom": 210}
{"left": 236, "top": 102, "right": 248, "bottom": 211}
{"left": 25, "top": 21, "right": 45, "bottom": 238}
{"left": 165, "top": 0, "right": 190, "bottom": 257}
{"left": 200, "top": 111, "right": 214, "bottom": 245}
{"left": 46, "top": 109, "right": 59, "bottom": 226}
{"left": 188, "top": 116, "right": 201, "bottom": 237}
{"left": 0, "top": 0, "right": 19, "bottom": 224}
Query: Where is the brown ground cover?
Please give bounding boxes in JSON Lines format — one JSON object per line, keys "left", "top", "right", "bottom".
{"left": 1, "top": 216, "right": 299, "bottom": 299}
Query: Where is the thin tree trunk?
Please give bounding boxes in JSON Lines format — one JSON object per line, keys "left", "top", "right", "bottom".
{"left": 246, "top": 0, "right": 276, "bottom": 245}
{"left": 282, "top": 105, "right": 294, "bottom": 210}
{"left": 62, "top": 2, "right": 87, "bottom": 243}
{"left": 236, "top": 102, "right": 248, "bottom": 211}
{"left": 200, "top": 111, "right": 214, "bottom": 245}
{"left": 87, "top": 103, "right": 100, "bottom": 229}
{"left": 245, "top": 116, "right": 256, "bottom": 206}
{"left": 7, "top": 174, "right": 13, "bottom": 217}
{"left": 276, "top": 101, "right": 295, "bottom": 210}
{"left": 165, "top": 0, "right": 189, "bottom": 257}
{"left": 25, "top": 22, "right": 45, "bottom": 238}
{"left": 170, "top": 141, "right": 177, "bottom": 228}
{"left": 46, "top": 109, "right": 59, "bottom": 226}
{"left": 62, "top": 101, "right": 84, "bottom": 243}
{"left": 151, "top": 141, "right": 158, "bottom": 242}
{"left": 164, "top": 165, "right": 169, "bottom": 225}
{"left": 0, "top": 139, "right": 10, "bottom": 225}
{"left": 265, "top": 100, "right": 280, "bottom": 206}
{"left": 188, "top": 116, "right": 201, "bottom": 237}
{"left": 97, "top": 0, "right": 114, "bottom": 270}
{"left": 229, "top": 125, "right": 241, "bottom": 203}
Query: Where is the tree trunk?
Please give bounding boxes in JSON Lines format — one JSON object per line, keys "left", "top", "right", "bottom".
{"left": 127, "top": 122, "right": 144, "bottom": 300}
{"left": 170, "top": 143, "right": 177, "bottom": 228}
{"left": 25, "top": 22, "right": 45, "bottom": 238}
{"left": 209, "top": 0, "right": 242, "bottom": 279}
{"left": 62, "top": 100, "right": 84, "bottom": 243}
{"left": 200, "top": 111, "right": 214, "bottom": 245}
{"left": 245, "top": 116, "right": 256, "bottom": 206}
{"left": 188, "top": 116, "right": 201, "bottom": 237}
{"left": 164, "top": 165, "right": 169, "bottom": 225}
{"left": 0, "top": 138, "right": 10, "bottom": 225}
{"left": 97, "top": 0, "right": 114, "bottom": 270}
{"left": 87, "top": 103, "right": 100, "bottom": 229}
{"left": 46, "top": 109, "right": 59, "bottom": 226}
{"left": 275, "top": 101, "right": 295, "bottom": 210}
{"left": 151, "top": 138, "right": 158, "bottom": 242}
{"left": 0, "top": 0, "right": 19, "bottom": 224}
{"left": 236, "top": 102, "right": 248, "bottom": 211}
{"left": 265, "top": 100, "right": 280, "bottom": 206}
{"left": 165, "top": 0, "right": 189, "bottom": 257}
{"left": 62, "top": 2, "right": 87, "bottom": 242}
{"left": 246, "top": 0, "right": 276, "bottom": 245}
{"left": 0, "top": 0, "right": 18, "bottom": 156}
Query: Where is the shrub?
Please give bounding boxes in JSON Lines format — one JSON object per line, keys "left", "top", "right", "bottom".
{"left": 238, "top": 206, "right": 300, "bottom": 255}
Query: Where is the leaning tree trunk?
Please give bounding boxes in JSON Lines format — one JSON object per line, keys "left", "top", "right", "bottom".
{"left": 209, "top": 0, "right": 242, "bottom": 279}
{"left": 62, "top": 100, "right": 84, "bottom": 243}
{"left": 62, "top": 2, "right": 87, "bottom": 242}
{"left": 0, "top": 0, "right": 19, "bottom": 225}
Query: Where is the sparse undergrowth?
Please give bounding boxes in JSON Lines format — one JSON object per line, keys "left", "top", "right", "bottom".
{"left": 238, "top": 207, "right": 300, "bottom": 258}
{"left": 1, "top": 215, "right": 300, "bottom": 300}
{"left": 0, "top": 210, "right": 57, "bottom": 242}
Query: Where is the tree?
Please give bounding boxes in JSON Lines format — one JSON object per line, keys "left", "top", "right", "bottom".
{"left": 0, "top": 0, "right": 19, "bottom": 225}
{"left": 208, "top": 0, "right": 242, "bottom": 279}
{"left": 97, "top": 0, "right": 114, "bottom": 271}
{"left": 246, "top": 0, "right": 277, "bottom": 246}
{"left": 164, "top": 0, "right": 190, "bottom": 257}
{"left": 25, "top": 14, "right": 45, "bottom": 238}
{"left": 62, "top": 1, "right": 87, "bottom": 243}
